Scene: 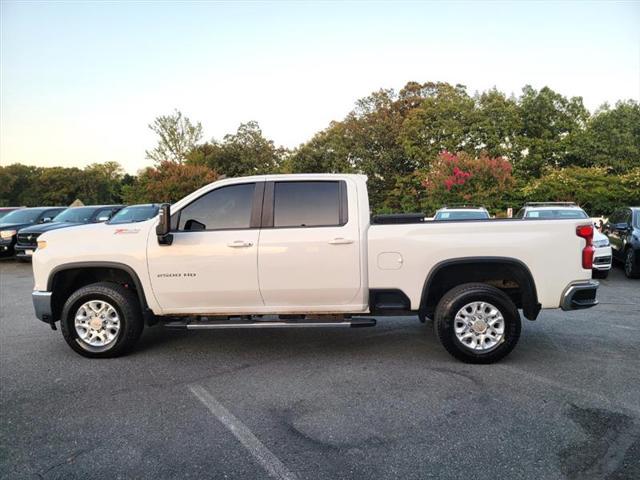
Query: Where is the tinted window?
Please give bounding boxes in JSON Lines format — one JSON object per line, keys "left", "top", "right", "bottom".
{"left": 109, "top": 205, "right": 159, "bottom": 224}
{"left": 434, "top": 211, "right": 489, "bottom": 220}
{"left": 94, "top": 208, "right": 117, "bottom": 222}
{"left": 178, "top": 183, "right": 255, "bottom": 231}
{"left": 53, "top": 207, "right": 96, "bottom": 223}
{"left": 0, "top": 209, "right": 42, "bottom": 224}
{"left": 608, "top": 210, "right": 622, "bottom": 224}
{"left": 524, "top": 209, "right": 588, "bottom": 219}
{"left": 274, "top": 181, "right": 342, "bottom": 228}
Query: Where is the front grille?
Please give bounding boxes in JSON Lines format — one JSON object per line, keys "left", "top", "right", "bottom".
{"left": 594, "top": 256, "right": 611, "bottom": 265}
{"left": 17, "top": 232, "right": 40, "bottom": 247}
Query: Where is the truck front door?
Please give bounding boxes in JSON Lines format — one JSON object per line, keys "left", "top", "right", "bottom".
{"left": 147, "top": 182, "right": 264, "bottom": 313}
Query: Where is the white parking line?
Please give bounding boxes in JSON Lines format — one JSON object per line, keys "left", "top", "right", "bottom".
{"left": 188, "top": 384, "right": 299, "bottom": 480}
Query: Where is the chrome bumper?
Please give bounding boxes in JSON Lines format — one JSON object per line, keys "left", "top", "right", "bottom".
{"left": 32, "top": 291, "right": 53, "bottom": 323}
{"left": 560, "top": 281, "right": 599, "bottom": 311}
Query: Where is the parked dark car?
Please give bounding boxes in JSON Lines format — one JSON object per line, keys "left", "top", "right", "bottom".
{"left": 0, "top": 207, "right": 24, "bottom": 220}
{"left": 107, "top": 203, "right": 160, "bottom": 224}
{"left": 603, "top": 207, "right": 640, "bottom": 278}
{"left": 0, "top": 207, "right": 67, "bottom": 257}
{"left": 15, "top": 205, "right": 124, "bottom": 260}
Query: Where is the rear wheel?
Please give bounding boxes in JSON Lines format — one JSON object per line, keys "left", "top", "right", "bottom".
{"left": 60, "top": 282, "right": 144, "bottom": 358}
{"left": 624, "top": 249, "right": 640, "bottom": 278}
{"left": 434, "top": 283, "right": 521, "bottom": 364}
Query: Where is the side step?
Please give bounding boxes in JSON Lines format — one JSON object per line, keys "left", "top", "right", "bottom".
{"left": 163, "top": 317, "right": 376, "bottom": 330}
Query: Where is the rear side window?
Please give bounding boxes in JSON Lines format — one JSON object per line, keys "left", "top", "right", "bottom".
{"left": 273, "top": 181, "right": 345, "bottom": 228}
{"left": 178, "top": 183, "right": 255, "bottom": 231}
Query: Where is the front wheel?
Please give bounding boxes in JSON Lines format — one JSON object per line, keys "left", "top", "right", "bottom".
{"left": 60, "top": 282, "right": 144, "bottom": 358}
{"left": 434, "top": 283, "right": 521, "bottom": 364}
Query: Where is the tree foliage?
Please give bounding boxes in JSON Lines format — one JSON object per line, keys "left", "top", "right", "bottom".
{"left": 2, "top": 83, "right": 639, "bottom": 216}
{"left": 0, "top": 162, "right": 127, "bottom": 207}
{"left": 146, "top": 110, "right": 203, "bottom": 165}
{"left": 187, "top": 121, "right": 284, "bottom": 177}
{"left": 122, "top": 161, "right": 218, "bottom": 204}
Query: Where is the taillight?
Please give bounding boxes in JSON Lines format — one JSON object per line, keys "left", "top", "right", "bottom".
{"left": 576, "top": 224, "right": 594, "bottom": 269}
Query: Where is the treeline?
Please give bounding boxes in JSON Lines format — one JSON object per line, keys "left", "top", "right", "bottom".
{"left": 1, "top": 82, "right": 639, "bottom": 215}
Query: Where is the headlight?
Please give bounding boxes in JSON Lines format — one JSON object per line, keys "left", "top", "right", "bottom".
{"left": 0, "top": 230, "right": 17, "bottom": 239}
{"left": 593, "top": 238, "right": 610, "bottom": 248}
{"left": 37, "top": 240, "right": 47, "bottom": 250}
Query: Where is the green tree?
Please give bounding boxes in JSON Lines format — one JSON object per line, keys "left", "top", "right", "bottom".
{"left": 520, "top": 166, "right": 640, "bottom": 216}
{"left": 515, "top": 86, "right": 589, "bottom": 176}
{"left": 568, "top": 100, "right": 640, "bottom": 173}
{"left": 187, "top": 121, "right": 284, "bottom": 177}
{"left": 146, "top": 110, "right": 203, "bottom": 165}
{"left": 122, "top": 161, "right": 218, "bottom": 204}
{"left": 82, "top": 162, "right": 126, "bottom": 203}
{"left": 400, "top": 83, "right": 477, "bottom": 168}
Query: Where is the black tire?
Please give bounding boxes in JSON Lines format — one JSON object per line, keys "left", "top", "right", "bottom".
{"left": 60, "top": 282, "right": 144, "bottom": 358}
{"left": 592, "top": 269, "right": 609, "bottom": 279}
{"left": 624, "top": 248, "right": 640, "bottom": 279}
{"left": 433, "top": 283, "right": 521, "bottom": 364}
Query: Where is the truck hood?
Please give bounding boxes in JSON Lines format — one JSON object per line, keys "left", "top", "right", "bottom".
{"left": 0, "top": 222, "right": 34, "bottom": 231}
{"left": 18, "top": 222, "right": 84, "bottom": 234}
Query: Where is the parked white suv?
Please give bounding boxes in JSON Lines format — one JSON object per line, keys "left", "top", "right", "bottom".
{"left": 515, "top": 203, "right": 612, "bottom": 278}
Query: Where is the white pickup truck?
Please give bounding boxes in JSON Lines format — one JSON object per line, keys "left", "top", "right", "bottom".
{"left": 31, "top": 174, "right": 599, "bottom": 363}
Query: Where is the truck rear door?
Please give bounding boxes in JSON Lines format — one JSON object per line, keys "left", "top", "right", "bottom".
{"left": 257, "top": 179, "right": 363, "bottom": 309}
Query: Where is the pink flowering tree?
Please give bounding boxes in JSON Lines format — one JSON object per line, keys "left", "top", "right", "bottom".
{"left": 421, "top": 151, "right": 514, "bottom": 213}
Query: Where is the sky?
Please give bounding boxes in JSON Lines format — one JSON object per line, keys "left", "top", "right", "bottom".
{"left": 1, "top": 1, "right": 639, "bottom": 174}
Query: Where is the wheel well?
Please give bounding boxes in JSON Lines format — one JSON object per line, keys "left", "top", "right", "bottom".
{"left": 420, "top": 258, "right": 540, "bottom": 320}
{"left": 49, "top": 266, "right": 154, "bottom": 324}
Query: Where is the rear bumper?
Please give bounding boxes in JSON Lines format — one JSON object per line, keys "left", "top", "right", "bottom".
{"left": 560, "top": 280, "right": 599, "bottom": 311}
{"left": 32, "top": 291, "right": 53, "bottom": 323}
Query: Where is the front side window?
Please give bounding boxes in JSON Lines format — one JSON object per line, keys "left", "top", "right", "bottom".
{"left": 177, "top": 183, "right": 255, "bottom": 231}
{"left": 273, "top": 181, "right": 343, "bottom": 228}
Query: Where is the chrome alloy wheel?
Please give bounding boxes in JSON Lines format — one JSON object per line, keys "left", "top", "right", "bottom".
{"left": 454, "top": 301, "right": 505, "bottom": 352}
{"left": 74, "top": 300, "right": 121, "bottom": 348}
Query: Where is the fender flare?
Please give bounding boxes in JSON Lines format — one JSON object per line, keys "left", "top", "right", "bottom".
{"left": 420, "top": 256, "right": 541, "bottom": 320}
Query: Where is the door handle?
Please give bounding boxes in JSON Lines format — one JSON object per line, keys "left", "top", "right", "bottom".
{"left": 227, "top": 240, "right": 253, "bottom": 248}
{"left": 328, "top": 237, "right": 354, "bottom": 245}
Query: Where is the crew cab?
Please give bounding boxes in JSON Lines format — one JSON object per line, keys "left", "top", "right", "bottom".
{"left": 31, "top": 174, "right": 599, "bottom": 363}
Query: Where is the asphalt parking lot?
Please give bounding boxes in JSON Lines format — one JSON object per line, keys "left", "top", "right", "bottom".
{"left": 1, "top": 260, "right": 639, "bottom": 480}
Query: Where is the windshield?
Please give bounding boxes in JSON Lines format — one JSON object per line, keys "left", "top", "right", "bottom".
{"left": 0, "top": 210, "right": 17, "bottom": 220}
{"left": 108, "top": 205, "right": 158, "bottom": 224}
{"left": 525, "top": 209, "right": 588, "bottom": 219}
{"left": 53, "top": 207, "right": 96, "bottom": 223}
{"left": 0, "top": 209, "right": 42, "bottom": 224}
{"left": 434, "top": 211, "right": 489, "bottom": 220}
